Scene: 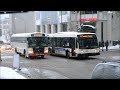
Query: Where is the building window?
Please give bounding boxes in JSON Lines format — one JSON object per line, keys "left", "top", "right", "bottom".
{"left": 35, "top": 12, "right": 40, "bottom": 20}
{"left": 55, "top": 24, "right": 57, "bottom": 33}
{"left": 43, "top": 25, "right": 45, "bottom": 33}
{"left": 81, "top": 11, "right": 97, "bottom": 14}
{"left": 71, "top": 11, "right": 77, "bottom": 14}
{"left": 49, "top": 25, "right": 51, "bottom": 34}
{"left": 62, "top": 23, "right": 67, "bottom": 32}
{"left": 37, "top": 25, "right": 40, "bottom": 32}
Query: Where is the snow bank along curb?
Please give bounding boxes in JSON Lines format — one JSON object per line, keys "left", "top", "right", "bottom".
{"left": 100, "top": 44, "right": 120, "bottom": 50}
{"left": 0, "top": 67, "right": 26, "bottom": 79}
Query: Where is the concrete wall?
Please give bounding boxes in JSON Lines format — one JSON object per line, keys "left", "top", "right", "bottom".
{"left": 96, "top": 11, "right": 120, "bottom": 45}
{"left": 112, "top": 12, "right": 120, "bottom": 41}
{"left": 34, "top": 11, "right": 120, "bottom": 44}
{"left": 41, "top": 11, "right": 58, "bottom": 25}
{"left": 12, "top": 11, "right": 36, "bottom": 34}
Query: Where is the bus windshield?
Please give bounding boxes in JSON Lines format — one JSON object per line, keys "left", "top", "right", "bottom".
{"left": 78, "top": 35, "right": 98, "bottom": 49}
{"left": 27, "top": 37, "right": 48, "bottom": 47}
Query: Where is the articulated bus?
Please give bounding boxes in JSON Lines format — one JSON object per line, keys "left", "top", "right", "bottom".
{"left": 47, "top": 32, "right": 100, "bottom": 59}
{"left": 11, "top": 32, "right": 48, "bottom": 58}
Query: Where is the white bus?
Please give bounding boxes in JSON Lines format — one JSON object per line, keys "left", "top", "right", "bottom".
{"left": 47, "top": 32, "right": 100, "bottom": 59}
{"left": 11, "top": 32, "right": 48, "bottom": 58}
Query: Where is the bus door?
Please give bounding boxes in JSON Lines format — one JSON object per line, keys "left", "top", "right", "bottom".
{"left": 69, "top": 37, "right": 76, "bottom": 56}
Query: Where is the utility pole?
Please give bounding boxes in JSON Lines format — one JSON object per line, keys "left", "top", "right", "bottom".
{"left": 80, "top": 11, "right": 81, "bottom": 27}
{"left": 101, "top": 22, "right": 104, "bottom": 51}
{"left": 61, "top": 11, "right": 62, "bottom": 32}
{"left": 70, "top": 11, "right": 71, "bottom": 31}
{"left": 12, "top": 14, "right": 16, "bottom": 34}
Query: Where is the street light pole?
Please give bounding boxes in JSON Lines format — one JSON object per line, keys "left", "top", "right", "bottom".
{"left": 61, "top": 11, "right": 63, "bottom": 32}
{"left": 80, "top": 11, "right": 81, "bottom": 27}
{"left": 12, "top": 14, "right": 16, "bottom": 34}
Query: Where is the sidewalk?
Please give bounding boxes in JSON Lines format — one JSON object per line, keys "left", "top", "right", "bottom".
{"left": 0, "top": 67, "right": 26, "bottom": 79}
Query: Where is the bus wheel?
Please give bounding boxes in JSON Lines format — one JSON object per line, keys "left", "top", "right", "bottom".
{"left": 77, "top": 55, "right": 83, "bottom": 60}
{"left": 66, "top": 51, "right": 70, "bottom": 59}
{"left": 41, "top": 55, "right": 44, "bottom": 59}
{"left": 85, "top": 55, "right": 89, "bottom": 59}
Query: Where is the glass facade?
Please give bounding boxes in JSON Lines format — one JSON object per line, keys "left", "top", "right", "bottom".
{"left": 41, "top": 11, "right": 58, "bottom": 25}
{"left": 59, "top": 11, "right": 67, "bottom": 15}
{"left": 81, "top": 11, "right": 97, "bottom": 14}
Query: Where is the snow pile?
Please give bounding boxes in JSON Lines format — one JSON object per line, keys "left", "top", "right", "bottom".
{"left": 0, "top": 67, "right": 26, "bottom": 79}
{"left": 108, "top": 44, "right": 120, "bottom": 49}
{"left": 100, "top": 44, "right": 120, "bottom": 50}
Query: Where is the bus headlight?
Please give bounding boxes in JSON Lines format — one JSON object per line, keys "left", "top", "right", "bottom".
{"left": 44, "top": 47, "right": 48, "bottom": 53}
{"left": 81, "top": 50, "right": 84, "bottom": 54}
{"left": 95, "top": 48, "right": 100, "bottom": 52}
{"left": 74, "top": 49, "right": 84, "bottom": 54}
{"left": 28, "top": 48, "right": 33, "bottom": 54}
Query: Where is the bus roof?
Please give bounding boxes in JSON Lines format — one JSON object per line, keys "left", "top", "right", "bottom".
{"left": 47, "top": 31, "right": 96, "bottom": 37}
{"left": 11, "top": 32, "right": 46, "bottom": 37}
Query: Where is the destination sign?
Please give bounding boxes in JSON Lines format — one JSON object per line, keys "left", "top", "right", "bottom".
{"left": 80, "top": 35, "right": 93, "bottom": 38}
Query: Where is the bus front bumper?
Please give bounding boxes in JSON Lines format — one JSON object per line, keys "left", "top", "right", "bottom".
{"left": 77, "top": 52, "right": 100, "bottom": 56}
{"left": 28, "top": 53, "right": 48, "bottom": 57}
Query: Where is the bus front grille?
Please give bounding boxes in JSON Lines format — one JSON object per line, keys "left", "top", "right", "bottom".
{"left": 33, "top": 48, "right": 44, "bottom": 54}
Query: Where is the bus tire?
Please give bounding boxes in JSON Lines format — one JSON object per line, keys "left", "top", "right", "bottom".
{"left": 66, "top": 51, "right": 70, "bottom": 59}
{"left": 77, "top": 55, "right": 83, "bottom": 60}
{"left": 41, "top": 55, "right": 44, "bottom": 59}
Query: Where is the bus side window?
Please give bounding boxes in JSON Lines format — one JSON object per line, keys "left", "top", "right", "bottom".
{"left": 64, "top": 38, "right": 69, "bottom": 48}
{"left": 69, "top": 38, "right": 75, "bottom": 48}
{"left": 66, "top": 43, "right": 69, "bottom": 48}
{"left": 47, "top": 37, "right": 50, "bottom": 45}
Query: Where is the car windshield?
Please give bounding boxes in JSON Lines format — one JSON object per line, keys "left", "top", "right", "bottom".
{"left": 27, "top": 37, "right": 48, "bottom": 47}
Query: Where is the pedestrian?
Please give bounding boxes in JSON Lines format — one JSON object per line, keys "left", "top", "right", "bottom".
{"left": 101, "top": 41, "right": 104, "bottom": 51}
{"left": 105, "top": 40, "right": 109, "bottom": 51}
{"left": 98, "top": 41, "right": 101, "bottom": 48}
{"left": 102, "top": 41, "right": 104, "bottom": 47}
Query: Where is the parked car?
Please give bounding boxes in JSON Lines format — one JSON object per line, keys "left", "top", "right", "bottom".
{"left": 91, "top": 60, "right": 120, "bottom": 79}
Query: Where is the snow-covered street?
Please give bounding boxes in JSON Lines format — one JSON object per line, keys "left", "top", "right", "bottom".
{"left": 0, "top": 44, "right": 119, "bottom": 79}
